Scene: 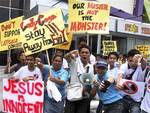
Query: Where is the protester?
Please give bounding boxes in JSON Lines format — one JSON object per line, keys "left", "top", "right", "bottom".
{"left": 44, "top": 55, "right": 69, "bottom": 113}
{"left": 12, "top": 54, "right": 42, "bottom": 82}
{"left": 55, "top": 49, "right": 69, "bottom": 70}
{"left": 93, "top": 53, "right": 124, "bottom": 113}
{"left": 64, "top": 45, "right": 94, "bottom": 113}
{"left": 78, "top": 38, "right": 96, "bottom": 65}
{"left": 116, "top": 49, "right": 147, "bottom": 113}
{"left": 38, "top": 51, "right": 48, "bottom": 64}
{"left": 4, "top": 50, "right": 26, "bottom": 74}
{"left": 118, "top": 53, "right": 127, "bottom": 64}
{"left": 140, "top": 67, "right": 150, "bottom": 113}
{"left": 35, "top": 57, "right": 50, "bottom": 81}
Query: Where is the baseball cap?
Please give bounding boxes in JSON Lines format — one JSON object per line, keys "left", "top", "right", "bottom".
{"left": 96, "top": 59, "right": 108, "bottom": 68}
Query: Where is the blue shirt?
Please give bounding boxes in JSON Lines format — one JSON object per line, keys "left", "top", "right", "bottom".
{"left": 96, "top": 68, "right": 123, "bottom": 104}
{"left": 44, "top": 66, "right": 69, "bottom": 101}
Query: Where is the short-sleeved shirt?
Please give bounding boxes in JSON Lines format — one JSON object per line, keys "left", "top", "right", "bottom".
{"left": 140, "top": 73, "right": 150, "bottom": 113}
{"left": 50, "top": 66, "right": 69, "bottom": 100}
{"left": 96, "top": 68, "right": 122, "bottom": 104}
{"left": 119, "top": 63, "right": 146, "bottom": 102}
{"left": 13, "top": 65, "right": 42, "bottom": 81}
{"left": 120, "top": 63, "right": 146, "bottom": 81}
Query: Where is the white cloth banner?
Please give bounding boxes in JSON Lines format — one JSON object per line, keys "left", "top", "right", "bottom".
{"left": 120, "top": 79, "right": 145, "bottom": 98}
{"left": 2, "top": 79, "right": 44, "bottom": 113}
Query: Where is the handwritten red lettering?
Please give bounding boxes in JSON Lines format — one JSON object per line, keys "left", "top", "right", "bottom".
{"left": 87, "top": 3, "right": 108, "bottom": 10}
{"left": 3, "top": 80, "right": 43, "bottom": 96}
{"left": 1, "top": 38, "right": 18, "bottom": 46}
{"left": 70, "top": 21, "right": 107, "bottom": 31}
{"left": 20, "top": 15, "right": 57, "bottom": 31}
{"left": 3, "top": 99, "right": 43, "bottom": 113}
{"left": 35, "top": 82, "right": 43, "bottom": 96}
{"left": 1, "top": 21, "right": 15, "bottom": 31}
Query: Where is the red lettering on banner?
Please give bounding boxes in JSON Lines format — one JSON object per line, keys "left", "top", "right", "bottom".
{"left": 1, "top": 21, "right": 15, "bottom": 31}
{"left": 87, "top": 3, "right": 108, "bottom": 10}
{"left": 35, "top": 82, "right": 43, "bottom": 96}
{"left": 11, "top": 80, "right": 18, "bottom": 94}
{"left": 70, "top": 21, "right": 107, "bottom": 31}
{"left": 27, "top": 82, "right": 34, "bottom": 95}
{"left": 87, "top": 10, "right": 98, "bottom": 15}
{"left": 20, "top": 14, "right": 57, "bottom": 31}
{"left": 18, "top": 82, "right": 26, "bottom": 94}
{"left": 3, "top": 79, "right": 43, "bottom": 96}
{"left": 3, "top": 99, "right": 43, "bottom": 113}
{"left": 1, "top": 39, "right": 18, "bottom": 46}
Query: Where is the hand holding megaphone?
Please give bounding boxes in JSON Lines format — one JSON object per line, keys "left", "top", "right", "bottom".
{"left": 99, "top": 75, "right": 114, "bottom": 92}
{"left": 99, "top": 80, "right": 111, "bottom": 92}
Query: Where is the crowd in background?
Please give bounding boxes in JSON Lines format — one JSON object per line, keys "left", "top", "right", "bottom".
{"left": 3, "top": 39, "right": 150, "bottom": 113}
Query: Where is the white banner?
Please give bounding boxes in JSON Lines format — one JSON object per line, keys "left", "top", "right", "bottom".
{"left": 2, "top": 79, "right": 44, "bottom": 113}
{"left": 120, "top": 79, "right": 145, "bottom": 98}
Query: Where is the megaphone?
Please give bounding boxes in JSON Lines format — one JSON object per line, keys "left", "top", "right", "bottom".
{"left": 79, "top": 73, "right": 93, "bottom": 85}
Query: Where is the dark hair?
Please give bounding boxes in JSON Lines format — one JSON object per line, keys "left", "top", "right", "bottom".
{"left": 27, "top": 53, "right": 38, "bottom": 59}
{"left": 17, "top": 50, "right": 25, "bottom": 59}
{"left": 127, "top": 49, "right": 140, "bottom": 58}
{"left": 52, "top": 55, "right": 63, "bottom": 62}
{"left": 79, "top": 38, "right": 87, "bottom": 44}
{"left": 108, "top": 52, "right": 119, "bottom": 59}
{"left": 79, "top": 45, "right": 91, "bottom": 54}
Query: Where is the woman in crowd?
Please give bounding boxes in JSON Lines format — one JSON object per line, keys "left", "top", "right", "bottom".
{"left": 44, "top": 55, "right": 69, "bottom": 113}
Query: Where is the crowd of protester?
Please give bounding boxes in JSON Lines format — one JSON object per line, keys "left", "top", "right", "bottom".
{"left": 4, "top": 42, "right": 150, "bottom": 113}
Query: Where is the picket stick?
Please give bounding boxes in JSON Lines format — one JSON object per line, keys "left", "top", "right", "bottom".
{"left": 46, "top": 50, "right": 52, "bottom": 77}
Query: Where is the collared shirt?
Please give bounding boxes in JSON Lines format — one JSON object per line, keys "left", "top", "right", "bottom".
{"left": 76, "top": 57, "right": 94, "bottom": 76}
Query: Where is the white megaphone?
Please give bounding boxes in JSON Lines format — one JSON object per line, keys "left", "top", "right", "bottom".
{"left": 79, "top": 73, "right": 93, "bottom": 85}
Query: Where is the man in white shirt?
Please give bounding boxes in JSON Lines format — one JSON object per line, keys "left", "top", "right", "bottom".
{"left": 13, "top": 54, "right": 42, "bottom": 82}
{"left": 65, "top": 45, "right": 94, "bottom": 113}
{"left": 140, "top": 67, "right": 150, "bottom": 113}
{"left": 117, "top": 49, "right": 147, "bottom": 113}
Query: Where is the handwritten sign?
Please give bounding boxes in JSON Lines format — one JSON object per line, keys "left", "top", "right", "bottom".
{"left": 102, "top": 40, "right": 117, "bottom": 56}
{"left": 20, "top": 8, "right": 68, "bottom": 56}
{"left": 54, "top": 28, "right": 73, "bottom": 50}
{"left": 3, "top": 79, "right": 44, "bottom": 113}
{"left": 120, "top": 79, "right": 145, "bottom": 98}
{"left": 0, "top": 16, "right": 23, "bottom": 51}
{"left": 68, "top": 0, "right": 110, "bottom": 34}
{"left": 135, "top": 45, "right": 150, "bottom": 58}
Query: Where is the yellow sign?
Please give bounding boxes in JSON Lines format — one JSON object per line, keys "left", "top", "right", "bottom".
{"left": 68, "top": 0, "right": 110, "bottom": 34}
{"left": 103, "top": 40, "right": 117, "bottom": 56}
{"left": 54, "top": 29, "right": 73, "bottom": 50}
{"left": 20, "top": 8, "right": 68, "bottom": 56}
{"left": 135, "top": 45, "right": 150, "bottom": 58}
{"left": 0, "top": 16, "right": 23, "bottom": 51}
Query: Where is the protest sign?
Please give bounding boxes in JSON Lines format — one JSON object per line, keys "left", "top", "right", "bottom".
{"left": 102, "top": 40, "right": 117, "bottom": 56}
{"left": 120, "top": 79, "right": 145, "bottom": 97}
{"left": 54, "top": 28, "right": 73, "bottom": 50}
{"left": 135, "top": 45, "right": 150, "bottom": 58}
{"left": 0, "top": 16, "right": 23, "bottom": 51}
{"left": 20, "top": 8, "right": 68, "bottom": 56}
{"left": 68, "top": 0, "right": 110, "bottom": 34}
{"left": 2, "top": 79, "right": 44, "bottom": 113}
